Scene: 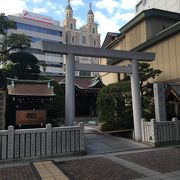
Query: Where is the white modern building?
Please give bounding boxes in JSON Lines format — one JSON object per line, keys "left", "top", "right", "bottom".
{"left": 7, "top": 11, "right": 66, "bottom": 76}
{"left": 63, "top": 1, "right": 101, "bottom": 77}
{"left": 6, "top": 1, "right": 100, "bottom": 77}
{"left": 136, "top": 0, "right": 180, "bottom": 14}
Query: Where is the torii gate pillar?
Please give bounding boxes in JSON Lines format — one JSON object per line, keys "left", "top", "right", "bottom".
{"left": 41, "top": 42, "right": 155, "bottom": 141}
{"left": 131, "top": 59, "right": 142, "bottom": 141}
{"left": 65, "top": 53, "right": 75, "bottom": 126}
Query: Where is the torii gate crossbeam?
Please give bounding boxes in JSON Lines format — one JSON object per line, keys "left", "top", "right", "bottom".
{"left": 42, "top": 42, "right": 155, "bottom": 141}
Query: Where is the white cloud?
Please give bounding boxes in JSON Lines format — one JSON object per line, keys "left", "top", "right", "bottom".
{"left": 32, "top": 0, "right": 43, "bottom": 3}
{"left": 32, "top": 8, "right": 48, "bottom": 14}
{"left": 46, "top": 1, "right": 62, "bottom": 11}
{"left": 71, "top": 0, "right": 85, "bottom": 8}
{"left": 95, "top": 11, "right": 120, "bottom": 42}
{"left": 76, "top": 17, "right": 85, "bottom": 28}
{"left": 113, "top": 12, "right": 135, "bottom": 22}
{"left": 95, "top": 9, "right": 135, "bottom": 43}
{"left": 95, "top": 0, "right": 119, "bottom": 14}
{"left": 120, "top": 0, "right": 138, "bottom": 10}
{"left": 0, "top": 0, "right": 27, "bottom": 15}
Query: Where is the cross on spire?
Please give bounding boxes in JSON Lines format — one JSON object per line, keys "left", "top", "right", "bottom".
{"left": 89, "top": 2, "right": 92, "bottom": 10}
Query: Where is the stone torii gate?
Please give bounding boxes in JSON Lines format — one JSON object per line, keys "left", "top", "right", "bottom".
{"left": 42, "top": 41, "right": 155, "bottom": 141}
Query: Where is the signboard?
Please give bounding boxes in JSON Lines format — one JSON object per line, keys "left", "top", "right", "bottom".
{"left": 22, "top": 10, "right": 53, "bottom": 24}
{"left": 16, "top": 110, "right": 46, "bottom": 125}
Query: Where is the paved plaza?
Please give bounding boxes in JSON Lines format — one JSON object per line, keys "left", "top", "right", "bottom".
{"left": 0, "top": 146, "right": 180, "bottom": 179}
{"left": 0, "top": 127, "right": 179, "bottom": 180}
{"left": 84, "top": 126, "right": 150, "bottom": 154}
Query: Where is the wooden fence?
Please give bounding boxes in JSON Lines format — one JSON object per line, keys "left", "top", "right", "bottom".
{"left": 0, "top": 123, "right": 84, "bottom": 160}
{"left": 141, "top": 118, "right": 180, "bottom": 146}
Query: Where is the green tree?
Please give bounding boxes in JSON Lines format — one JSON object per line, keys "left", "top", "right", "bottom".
{"left": 139, "top": 62, "right": 161, "bottom": 118}
{"left": 0, "top": 63, "right": 17, "bottom": 90}
{"left": 8, "top": 51, "right": 40, "bottom": 79}
{"left": 97, "top": 62, "right": 162, "bottom": 131}
{"left": 0, "top": 13, "right": 31, "bottom": 57}
{"left": 45, "top": 82, "right": 65, "bottom": 126}
{"left": 97, "top": 81, "right": 133, "bottom": 131}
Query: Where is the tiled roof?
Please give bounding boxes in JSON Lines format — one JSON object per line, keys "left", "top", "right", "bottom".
{"left": 53, "top": 76, "right": 104, "bottom": 89}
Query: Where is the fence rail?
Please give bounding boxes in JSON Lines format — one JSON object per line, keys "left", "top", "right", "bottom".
{"left": 0, "top": 123, "right": 84, "bottom": 160}
{"left": 141, "top": 118, "right": 180, "bottom": 146}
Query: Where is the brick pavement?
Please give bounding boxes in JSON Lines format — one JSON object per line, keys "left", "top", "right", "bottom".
{"left": 0, "top": 147, "right": 180, "bottom": 180}
{"left": 0, "top": 164, "right": 40, "bottom": 180}
{"left": 117, "top": 147, "right": 180, "bottom": 173}
{"left": 56, "top": 157, "right": 145, "bottom": 180}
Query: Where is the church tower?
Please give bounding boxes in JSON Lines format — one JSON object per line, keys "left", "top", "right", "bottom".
{"left": 63, "top": 0, "right": 76, "bottom": 30}
{"left": 86, "top": 3, "right": 98, "bottom": 34}
{"left": 87, "top": 3, "right": 94, "bottom": 23}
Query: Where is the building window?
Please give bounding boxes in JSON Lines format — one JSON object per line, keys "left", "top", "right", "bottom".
{"left": 79, "top": 70, "right": 91, "bottom": 77}
{"left": 30, "top": 36, "right": 61, "bottom": 43}
{"left": 82, "top": 36, "right": 86, "bottom": 44}
{"left": 16, "top": 22, "right": 62, "bottom": 36}
{"left": 93, "top": 27, "right": 95, "bottom": 33}
{"left": 70, "top": 23, "right": 73, "bottom": 30}
{"left": 142, "top": 0, "right": 146, "bottom": 5}
{"left": 94, "top": 40, "right": 96, "bottom": 46}
{"left": 72, "top": 36, "right": 74, "bottom": 43}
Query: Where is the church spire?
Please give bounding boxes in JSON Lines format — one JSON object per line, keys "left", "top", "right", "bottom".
{"left": 89, "top": 2, "right": 92, "bottom": 10}
{"left": 87, "top": 2, "right": 94, "bottom": 23}
{"left": 65, "top": 0, "right": 73, "bottom": 18}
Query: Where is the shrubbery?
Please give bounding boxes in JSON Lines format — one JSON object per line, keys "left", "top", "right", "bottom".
{"left": 97, "top": 62, "right": 162, "bottom": 131}
{"left": 97, "top": 81, "right": 133, "bottom": 131}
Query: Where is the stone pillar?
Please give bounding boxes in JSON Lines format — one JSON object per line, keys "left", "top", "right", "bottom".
{"left": 141, "top": 118, "right": 146, "bottom": 142}
{"left": 65, "top": 54, "right": 75, "bottom": 126}
{"left": 130, "top": 59, "right": 142, "bottom": 141}
{"left": 172, "top": 117, "right": 179, "bottom": 142}
{"left": 8, "top": 126, "right": 14, "bottom": 159}
{"left": 46, "top": 123, "right": 52, "bottom": 155}
{"left": 79, "top": 122, "right": 84, "bottom": 151}
{"left": 153, "top": 83, "right": 166, "bottom": 121}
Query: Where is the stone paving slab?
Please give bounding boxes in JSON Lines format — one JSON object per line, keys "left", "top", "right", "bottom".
{"left": 56, "top": 157, "right": 145, "bottom": 180}
{"left": 85, "top": 132, "right": 151, "bottom": 155}
{"left": 0, "top": 164, "right": 40, "bottom": 180}
{"left": 117, "top": 147, "right": 180, "bottom": 173}
{"left": 34, "top": 161, "right": 69, "bottom": 180}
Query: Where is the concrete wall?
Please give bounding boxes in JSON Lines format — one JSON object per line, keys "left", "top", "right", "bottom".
{"left": 136, "top": 0, "right": 180, "bottom": 14}
{"left": 141, "top": 118, "right": 180, "bottom": 146}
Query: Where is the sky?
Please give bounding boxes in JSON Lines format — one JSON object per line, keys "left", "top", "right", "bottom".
{"left": 0, "top": 0, "right": 138, "bottom": 42}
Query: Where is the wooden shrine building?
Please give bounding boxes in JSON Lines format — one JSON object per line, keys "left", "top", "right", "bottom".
{"left": 7, "top": 79, "right": 55, "bottom": 128}
{"left": 58, "top": 76, "right": 104, "bottom": 118}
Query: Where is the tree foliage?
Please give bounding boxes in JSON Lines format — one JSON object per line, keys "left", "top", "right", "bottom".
{"left": 0, "top": 13, "right": 31, "bottom": 56}
{"left": 0, "top": 63, "right": 17, "bottom": 90}
{"left": 45, "top": 82, "right": 65, "bottom": 126}
{"left": 97, "top": 81, "right": 133, "bottom": 131}
{"left": 139, "top": 62, "right": 162, "bottom": 118}
{"left": 8, "top": 51, "right": 40, "bottom": 79}
{"left": 97, "top": 62, "right": 162, "bottom": 131}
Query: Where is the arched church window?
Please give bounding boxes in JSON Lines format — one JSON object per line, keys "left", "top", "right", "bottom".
{"left": 82, "top": 36, "right": 86, "bottom": 44}
{"left": 93, "top": 27, "right": 95, "bottom": 33}
{"left": 70, "top": 23, "right": 73, "bottom": 30}
{"left": 72, "top": 36, "right": 74, "bottom": 43}
{"left": 94, "top": 40, "right": 96, "bottom": 46}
